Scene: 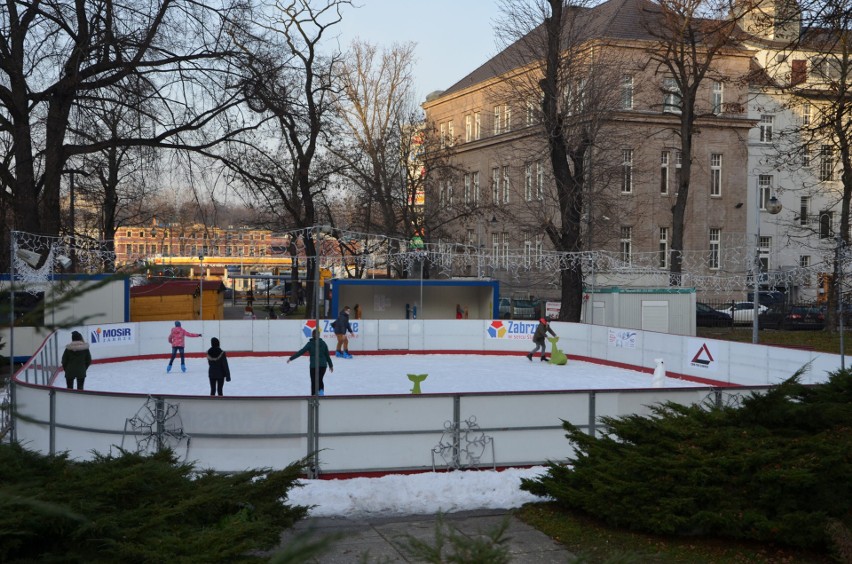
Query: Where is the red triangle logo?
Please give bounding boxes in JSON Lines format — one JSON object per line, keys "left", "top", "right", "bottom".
{"left": 691, "top": 343, "right": 714, "bottom": 366}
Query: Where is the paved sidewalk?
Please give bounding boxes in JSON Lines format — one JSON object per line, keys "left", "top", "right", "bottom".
{"left": 276, "top": 509, "right": 575, "bottom": 563}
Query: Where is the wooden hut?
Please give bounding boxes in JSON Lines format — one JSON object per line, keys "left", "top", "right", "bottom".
{"left": 130, "top": 280, "right": 225, "bottom": 322}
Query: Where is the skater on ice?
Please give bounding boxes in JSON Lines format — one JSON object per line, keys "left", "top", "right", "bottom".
{"left": 167, "top": 321, "right": 201, "bottom": 373}
{"left": 61, "top": 330, "right": 91, "bottom": 390}
{"left": 527, "top": 318, "right": 556, "bottom": 362}
{"left": 206, "top": 337, "right": 231, "bottom": 396}
{"left": 287, "top": 329, "right": 334, "bottom": 396}
{"left": 332, "top": 305, "right": 355, "bottom": 358}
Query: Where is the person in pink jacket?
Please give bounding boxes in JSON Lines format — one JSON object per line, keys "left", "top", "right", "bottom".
{"left": 167, "top": 321, "right": 201, "bottom": 373}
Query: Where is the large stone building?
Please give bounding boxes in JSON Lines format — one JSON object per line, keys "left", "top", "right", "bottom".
{"left": 422, "top": 0, "right": 827, "bottom": 303}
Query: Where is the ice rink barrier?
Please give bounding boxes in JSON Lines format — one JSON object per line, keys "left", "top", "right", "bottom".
{"left": 9, "top": 319, "right": 841, "bottom": 474}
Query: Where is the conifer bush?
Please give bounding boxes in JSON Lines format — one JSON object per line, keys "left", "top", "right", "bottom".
{"left": 0, "top": 445, "right": 310, "bottom": 562}
{"left": 521, "top": 369, "right": 852, "bottom": 552}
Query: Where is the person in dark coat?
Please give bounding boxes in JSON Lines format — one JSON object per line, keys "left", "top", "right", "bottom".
{"left": 61, "top": 330, "right": 92, "bottom": 390}
{"left": 332, "top": 306, "right": 355, "bottom": 358}
{"left": 206, "top": 337, "right": 231, "bottom": 396}
{"left": 287, "top": 329, "right": 334, "bottom": 396}
{"left": 527, "top": 318, "right": 556, "bottom": 362}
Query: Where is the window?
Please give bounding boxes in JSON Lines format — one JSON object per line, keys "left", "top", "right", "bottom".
{"left": 492, "top": 233, "right": 500, "bottom": 268}
{"left": 493, "top": 106, "right": 501, "bottom": 135}
{"left": 492, "top": 168, "right": 500, "bottom": 203}
{"left": 620, "top": 226, "right": 632, "bottom": 264}
{"left": 621, "top": 75, "right": 633, "bottom": 110}
{"left": 621, "top": 149, "right": 633, "bottom": 193}
{"left": 464, "top": 173, "right": 471, "bottom": 203}
{"left": 659, "top": 227, "right": 669, "bottom": 268}
{"left": 526, "top": 99, "right": 536, "bottom": 125}
{"left": 125, "top": 230, "right": 131, "bottom": 237}
{"left": 467, "top": 229, "right": 475, "bottom": 247}
{"left": 663, "top": 77, "right": 681, "bottom": 113}
{"left": 820, "top": 211, "right": 833, "bottom": 239}
{"left": 523, "top": 232, "right": 532, "bottom": 267}
{"left": 759, "top": 236, "right": 771, "bottom": 272}
{"left": 502, "top": 165, "right": 510, "bottom": 204}
{"left": 447, "top": 121, "right": 454, "bottom": 145}
{"left": 710, "top": 153, "right": 722, "bottom": 196}
{"left": 524, "top": 163, "right": 533, "bottom": 201}
{"left": 709, "top": 228, "right": 721, "bottom": 270}
{"left": 758, "top": 175, "right": 773, "bottom": 209}
{"left": 465, "top": 115, "right": 472, "bottom": 142}
{"left": 800, "top": 196, "right": 810, "bottom": 226}
{"left": 820, "top": 145, "right": 835, "bottom": 181}
{"left": 759, "top": 115, "right": 773, "bottom": 143}
{"left": 502, "top": 232, "right": 510, "bottom": 268}
{"left": 711, "top": 81, "right": 724, "bottom": 114}
{"left": 811, "top": 56, "right": 841, "bottom": 81}
{"left": 474, "top": 112, "right": 481, "bottom": 140}
{"left": 536, "top": 161, "right": 544, "bottom": 199}
{"left": 447, "top": 181, "right": 454, "bottom": 205}
{"left": 801, "top": 103, "right": 811, "bottom": 125}
{"left": 503, "top": 106, "right": 511, "bottom": 133}
{"left": 802, "top": 144, "right": 811, "bottom": 167}
{"left": 674, "top": 151, "right": 682, "bottom": 191}
{"left": 660, "top": 151, "right": 670, "bottom": 195}
{"left": 535, "top": 236, "right": 543, "bottom": 268}
{"left": 439, "top": 123, "right": 446, "bottom": 148}
{"left": 800, "top": 255, "right": 811, "bottom": 286}
{"left": 439, "top": 181, "right": 446, "bottom": 205}
{"left": 472, "top": 171, "right": 480, "bottom": 204}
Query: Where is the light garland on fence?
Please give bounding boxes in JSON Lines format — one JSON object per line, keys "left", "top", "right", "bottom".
{"left": 10, "top": 228, "right": 851, "bottom": 296}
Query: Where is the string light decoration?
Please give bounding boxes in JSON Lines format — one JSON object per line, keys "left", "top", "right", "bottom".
{"left": 431, "top": 416, "right": 495, "bottom": 471}
{"left": 9, "top": 228, "right": 846, "bottom": 295}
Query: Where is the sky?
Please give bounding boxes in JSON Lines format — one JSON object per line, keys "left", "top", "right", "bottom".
{"left": 73, "top": 353, "right": 699, "bottom": 517}
{"left": 334, "top": 0, "right": 504, "bottom": 103}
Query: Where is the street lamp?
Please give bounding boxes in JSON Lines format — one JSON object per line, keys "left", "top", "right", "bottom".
{"left": 752, "top": 190, "right": 782, "bottom": 344}
{"left": 198, "top": 254, "right": 204, "bottom": 321}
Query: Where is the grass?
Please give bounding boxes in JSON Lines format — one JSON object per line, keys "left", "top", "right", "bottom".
{"left": 515, "top": 503, "right": 835, "bottom": 563}
{"left": 698, "top": 325, "right": 852, "bottom": 355}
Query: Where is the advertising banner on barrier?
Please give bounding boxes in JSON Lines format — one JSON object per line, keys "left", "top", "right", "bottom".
{"left": 608, "top": 328, "right": 637, "bottom": 349}
{"left": 687, "top": 338, "right": 718, "bottom": 372}
{"left": 485, "top": 320, "right": 536, "bottom": 340}
{"left": 89, "top": 324, "right": 135, "bottom": 346}
{"left": 301, "top": 319, "right": 359, "bottom": 339}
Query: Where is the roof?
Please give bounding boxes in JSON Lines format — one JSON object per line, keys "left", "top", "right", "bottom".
{"left": 434, "top": 0, "right": 746, "bottom": 99}
{"left": 130, "top": 279, "right": 224, "bottom": 298}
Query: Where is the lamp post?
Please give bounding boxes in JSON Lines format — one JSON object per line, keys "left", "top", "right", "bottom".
{"left": 752, "top": 190, "right": 782, "bottom": 344}
{"left": 198, "top": 254, "right": 204, "bottom": 321}
{"left": 836, "top": 236, "right": 846, "bottom": 369}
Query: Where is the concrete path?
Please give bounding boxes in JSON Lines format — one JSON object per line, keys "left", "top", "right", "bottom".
{"left": 276, "top": 509, "right": 575, "bottom": 563}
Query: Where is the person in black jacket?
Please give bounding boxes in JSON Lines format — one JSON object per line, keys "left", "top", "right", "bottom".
{"left": 332, "top": 306, "right": 355, "bottom": 358}
{"left": 207, "top": 337, "right": 231, "bottom": 396}
{"left": 61, "top": 330, "right": 92, "bottom": 390}
{"left": 527, "top": 318, "right": 556, "bottom": 362}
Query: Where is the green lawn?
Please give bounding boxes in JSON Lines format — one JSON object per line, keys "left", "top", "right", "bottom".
{"left": 698, "top": 326, "right": 852, "bottom": 355}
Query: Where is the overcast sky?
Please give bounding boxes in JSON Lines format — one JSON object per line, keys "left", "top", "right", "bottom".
{"left": 335, "top": 0, "right": 503, "bottom": 103}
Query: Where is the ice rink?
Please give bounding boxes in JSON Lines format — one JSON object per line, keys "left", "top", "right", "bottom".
{"left": 69, "top": 353, "right": 705, "bottom": 396}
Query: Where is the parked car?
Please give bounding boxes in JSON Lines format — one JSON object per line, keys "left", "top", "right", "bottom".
{"left": 717, "top": 302, "right": 768, "bottom": 325}
{"left": 267, "top": 284, "right": 290, "bottom": 298}
{"left": 746, "top": 291, "right": 786, "bottom": 306}
{"left": 498, "top": 298, "right": 536, "bottom": 320}
{"left": 696, "top": 302, "right": 732, "bottom": 327}
{"left": 759, "top": 305, "right": 825, "bottom": 330}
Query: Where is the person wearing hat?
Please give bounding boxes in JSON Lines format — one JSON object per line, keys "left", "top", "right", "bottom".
{"left": 332, "top": 305, "right": 355, "bottom": 358}
{"left": 206, "top": 337, "right": 231, "bottom": 396}
{"left": 62, "top": 330, "right": 92, "bottom": 390}
{"left": 528, "top": 318, "right": 556, "bottom": 362}
{"left": 167, "top": 321, "right": 201, "bottom": 373}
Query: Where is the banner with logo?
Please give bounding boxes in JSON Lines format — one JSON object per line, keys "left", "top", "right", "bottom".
{"left": 300, "top": 319, "right": 359, "bottom": 340}
{"left": 608, "top": 328, "right": 637, "bottom": 349}
{"left": 486, "top": 320, "right": 537, "bottom": 340}
{"left": 89, "top": 324, "right": 135, "bottom": 346}
{"left": 687, "top": 338, "right": 718, "bottom": 372}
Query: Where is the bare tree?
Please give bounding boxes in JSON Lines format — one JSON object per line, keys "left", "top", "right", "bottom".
{"left": 0, "top": 0, "right": 249, "bottom": 248}
{"left": 641, "top": 0, "right": 746, "bottom": 284}
{"left": 226, "top": 0, "right": 351, "bottom": 318}
{"left": 495, "top": 0, "right": 630, "bottom": 321}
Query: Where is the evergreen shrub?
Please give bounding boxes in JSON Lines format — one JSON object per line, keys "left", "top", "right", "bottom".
{"left": 521, "top": 369, "right": 852, "bottom": 552}
{"left": 0, "top": 445, "right": 310, "bottom": 562}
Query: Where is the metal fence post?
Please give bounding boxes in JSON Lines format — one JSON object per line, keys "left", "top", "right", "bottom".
{"left": 49, "top": 389, "right": 56, "bottom": 455}
{"left": 452, "top": 395, "right": 461, "bottom": 468}
{"left": 155, "top": 397, "right": 165, "bottom": 452}
{"left": 588, "top": 391, "right": 596, "bottom": 437}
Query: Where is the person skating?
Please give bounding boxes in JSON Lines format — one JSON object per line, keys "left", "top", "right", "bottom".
{"left": 61, "top": 330, "right": 91, "bottom": 390}
{"left": 332, "top": 305, "right": 355, "bottom": 358}
{"left": 206, "top": 337, "right": 231, "bottom": 396}
{"left": 287, "top": 329, "right": 334, "bottom": 396}
{"left": 528, "top": 318, "right": 556, "bottom": 362}
{"left": 167, "top": 321, "right": 202, "bottom": 373}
